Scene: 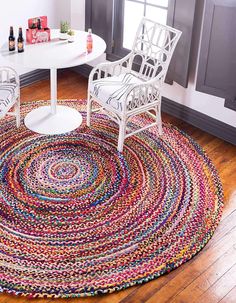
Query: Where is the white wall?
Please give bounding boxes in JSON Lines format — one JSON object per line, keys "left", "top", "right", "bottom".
{"left": 57, "top": 0, "right": 71, "bottom": 26}
{"left": 56, "top": 0, "right": 85, "bottom": 31}
{"left": 0, "top": 0, "right": 66, "bottom": 74}
{"left": 71, "top": 0, "right": 85, "bottom": 30}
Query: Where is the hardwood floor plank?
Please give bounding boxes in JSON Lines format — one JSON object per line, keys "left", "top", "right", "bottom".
{"left": 219, "top": 286, "right": 236, "bottom": 303}
{"left": 144, "top": 226, "right": 236, "bottom": 303}
{"left": 0, "top": 294, "right": 52, "bottom": 303}
{"left": 222, "top": 191, "right": 236, "bottom": 220}
{"left": 197, "top": 263, "right": 236, "bottom": 303}
{"left": 50, "top": 296, "right": 103, "bottom": 303}
{"left": 94, "top": 287, "right": 139, "bottom": 303}
{"left": 170, "top": 244, "right": 236, "bottom": 302}
{"left": 119, "top": 266, "right": 186, "bottom": 303}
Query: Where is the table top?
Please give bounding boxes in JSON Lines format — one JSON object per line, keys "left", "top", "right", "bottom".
{"left": 0, "top": 29, "right": 106, "bottom": 69}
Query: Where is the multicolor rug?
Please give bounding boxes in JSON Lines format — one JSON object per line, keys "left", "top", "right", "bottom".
{"left": 0, "top": 100, "right": 223, "bottom": 298}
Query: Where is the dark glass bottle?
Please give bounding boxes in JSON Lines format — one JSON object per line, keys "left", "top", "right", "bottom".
{"left": 9, "top": 26, "right": 15, "bottom": 51}
{"left": 37, "top": 18, "right": 42, "bottom": 30}
{"left": 17, "top": 27, "right": 24, "bottom": 53}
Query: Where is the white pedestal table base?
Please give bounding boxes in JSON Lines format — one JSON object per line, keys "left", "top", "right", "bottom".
{"left": 24, "top": 105, "right": 83, "bottom": 135}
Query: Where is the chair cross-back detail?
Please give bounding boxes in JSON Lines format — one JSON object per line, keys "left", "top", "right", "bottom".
{"left": 87, "top": 18, "right": 182, "bottom": 152}
{"left": 0, "top": 67, "right": 20, "bottom": 127}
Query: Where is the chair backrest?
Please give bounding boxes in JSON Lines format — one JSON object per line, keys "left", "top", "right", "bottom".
{"left": 130, "top": 18, "right": 182, "bottom": 82}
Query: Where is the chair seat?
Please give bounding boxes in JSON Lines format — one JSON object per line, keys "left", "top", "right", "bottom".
{"left": 90, "top": 73, "right": 143, "bottom": 112}
{"left": 0, "top": 83, "right": 17, "bottom": 118}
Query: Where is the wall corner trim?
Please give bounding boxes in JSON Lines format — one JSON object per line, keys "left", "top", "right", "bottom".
{"left": 162, "top": 97, "right": 236, "bottom": 145}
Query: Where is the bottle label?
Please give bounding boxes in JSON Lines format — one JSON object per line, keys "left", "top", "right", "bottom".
{"left": 87, "top": 41, "right": 93, "bottom": 53}
{"left": 9, "top": 41, "right": 15, "bottom": 50}
{"left": 18, "top": 42, "right": 24, "bottom": 51}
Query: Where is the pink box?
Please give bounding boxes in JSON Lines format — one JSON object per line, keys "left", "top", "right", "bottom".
{"left": 26, "top": 28, "right": 51, "bottom": 44}
{"left": 26, "top": 16, "right": 50, "bottom": 44}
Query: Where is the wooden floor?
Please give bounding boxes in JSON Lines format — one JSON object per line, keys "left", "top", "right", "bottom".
{"left": 1, "top": 70, "right": 236, "bottom": 303}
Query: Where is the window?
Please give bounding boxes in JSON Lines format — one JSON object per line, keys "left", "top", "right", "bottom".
{"left": 113, "top": 0, "right": 169, "bottom": 57}
{"left": 122, "top": 0, "right": 169, "bottom": 50}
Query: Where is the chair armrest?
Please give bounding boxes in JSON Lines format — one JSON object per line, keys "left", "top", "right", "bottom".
{"left": 88, "top": 53, "right": 133, "bottom": 84}
{"left": 0, "top": 66, "right": 20, "bottom": 86}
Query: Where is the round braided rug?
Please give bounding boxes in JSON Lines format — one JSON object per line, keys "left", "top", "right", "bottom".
{"left": 0, "top": 100, "right": 223, "bottom": 298}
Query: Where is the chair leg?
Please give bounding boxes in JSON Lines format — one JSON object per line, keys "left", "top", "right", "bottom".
{"left": 16, "top": 97, "right": 20, "bottom": 128}
{"left": 157, "top": 103, "right": 163, "bottom": 136}
{"left": 118, "top": 119, "right": 126, "bottom": 153}
{"left": 87, "top": 93, "right": 92, "bottom": 127}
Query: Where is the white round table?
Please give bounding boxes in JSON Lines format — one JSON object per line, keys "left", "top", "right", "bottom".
{"left": 0, "top": 30, "right": 106, "bottom": 135}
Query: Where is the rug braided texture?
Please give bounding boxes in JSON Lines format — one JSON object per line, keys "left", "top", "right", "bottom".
{"left": 0, "top": 100, "right": 223, "bottom": 298}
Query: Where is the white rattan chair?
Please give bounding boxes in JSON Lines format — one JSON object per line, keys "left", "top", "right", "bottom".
{"left": 0, "top": 66, "right": 20, "bottom": 128}
{"left": 87, "top": 18, "right": 182, "bottom": 152}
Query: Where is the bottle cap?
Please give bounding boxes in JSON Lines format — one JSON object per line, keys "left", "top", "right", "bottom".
{"left": 88, "top": 28, "right": 92, "bottom": 34}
